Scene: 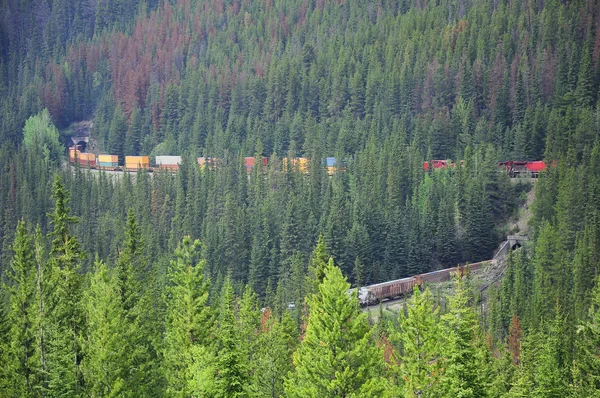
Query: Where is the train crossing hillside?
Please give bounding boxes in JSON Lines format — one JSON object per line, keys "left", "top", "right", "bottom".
{"left": 364, "top": 182, "right": 536, "bottom": 318}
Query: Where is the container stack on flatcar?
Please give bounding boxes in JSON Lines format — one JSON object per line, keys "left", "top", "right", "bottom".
{"left": 78, "top": 153, "right": 96, "bottom": 168}
{"left": 244, "top": 156, "right": 268, "bottom": 173}
{"left": 125, "top": 156, "right": 150, "bottom": 171}
{"left": 282, "top": 157, "right": 310, "bottom": 173}
{"left": 156, "top": 156, "right": 182, "bottom": 171}
{"left": 325, "top": 157, "right": 337, "bottom": 175}
{"left": 98, "top": 155, "right": 119, "bottom": 170}
{"left": 68, "top": 146, "right": 79, "bottom": 165}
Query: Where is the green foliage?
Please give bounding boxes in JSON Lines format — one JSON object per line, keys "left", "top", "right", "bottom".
{"left": 44, "top": 175, "right": 86, "bottom": 396}
{"left": 440, "top": 275, "right": 489, "bottom": 397}
{"left": 255, "top": 311, "right": 298, "bottom": 398}
{"left": 81, "top": 259, "right": 127, "bottom": 397}
{"left": 22, "top": 109, "right": 62, "bottom": 165}
{"left": 389, "top": 286, "right": 443, "bottom": 398}
{"left": 163, "top": 236, "right": 212, "bottom": 397}
{"left": 4, "top": 220, "right": 37, "bottom": 397}
{"left": 4, "top": 0, "right": 600, "bottom": 395}
{"left": 285, "top": 260, "right": 387, "bottom": 397}
{"left": 574, "top": 277, "right": 600, "bottom": 395}
{"left": 215, "top": 277, "right": 251, "bottom": 398}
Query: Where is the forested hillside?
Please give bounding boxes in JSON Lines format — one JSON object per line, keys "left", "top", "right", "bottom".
{"left": 1, "top": 0, "right": 600, "bottom": 396}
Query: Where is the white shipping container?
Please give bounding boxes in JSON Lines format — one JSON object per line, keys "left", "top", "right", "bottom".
{"left": 156, "top": 156, "right": 182, "bottom": 166}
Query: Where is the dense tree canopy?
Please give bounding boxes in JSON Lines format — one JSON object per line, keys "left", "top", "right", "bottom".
{"left": 2, "top": 0, "right": 600, "bottom": 395}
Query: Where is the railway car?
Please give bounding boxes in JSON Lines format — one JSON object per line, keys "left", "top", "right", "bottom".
{"left": 98, "top": 155, "right": 119, "bottom": 170}
{"left": 356, "top": 276, "right": 417, "bottom": 306}
{"left": 68, "top": 147, "right": 79, "bottom": 165}
{"left": 78, "top": 153, "right": 97, "bottom": 168}
{"left": 68, "top": 147, "right": 97, "bottom": 168}
{"left": 415, "top": 268, "right": 454, "bottom": 285}
{"left": 197, "top": 157, "right": 219, "bottom": 170}
{"left": 125, "top": 156, "right": 150, "bottom": 172}
{"left": 156, "top": 156, "right": 182, "bottom": 171}
{"left": 354, "top": 260, "right": 493, "bottom": 307}
{"left": 282, "top": 157, "right": 310, "bottom": 173}
{"left": 244, "top": 157, "right": 268, "bottom": 173}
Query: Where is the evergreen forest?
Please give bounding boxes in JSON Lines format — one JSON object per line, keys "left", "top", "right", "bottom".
{"left": 1, "top": 0, "right": 600, "bottom": 396}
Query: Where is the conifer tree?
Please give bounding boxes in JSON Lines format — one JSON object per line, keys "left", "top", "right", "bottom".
{"left": 117, "top": 208, "right": 144, "bottom": 312}
{"left": 440, "top": 273, "right": 488, "bottom": 397}
{"left": 285, "top": 260, "right": 387, "bottom": 397}
{"left": 0, "top": 302, "right": 9, "bottom": 394}
{"left": 163, "top": 236, "right": 212, "bottom": 397}
{"left": 255, "top": 310, "right": 298, "bottom": 398}
{"left": 306, "top": 234, "right": 329, "bottom": 294}
{"left": 575, "top": 275, "right": 600, "bottom": 395}
{"left": 116, "top": 207, "right": 161, "bottom": 395}
{"left": 389, "top": 286, "right": 443, "bottom": 398}
{"left": 215, "top": 277, "right": 250, "bottom": 397}
{"left": 4, "top": 220, "right": 37, "bottom": 397}
{"left": 31, "top": 225, "right": 50, "bottom": 394}
{"left": 45, "top": 175, "right": 85, "bottom": 396}
{"left": 81, "top": 258, "right": 127, "bottom": 397}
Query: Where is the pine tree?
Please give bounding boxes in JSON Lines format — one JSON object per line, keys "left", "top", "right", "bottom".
{"left": 4, "top": 220, "right": 37, "bottom": 396}
{"left": 389, "top": 286, "right": 443, "bottom": 398}
{"left": 255, "top": 310, "right": 298, "bottom": 398}
{"left": 108, "top": 105, "right": 127, "bottom": 162}
{"left": 45, "top": 175, "right": 85, "bottom": 396}
{"left": 0, "top": 301, "right": 10, "bottom": 394}
{"left": 440, "top": 273, "right": 488, "bottom": 397}
{"left": 31, "top": 225, "right": 51, "bottom": 395}
{"left": 163, "top": 236, "right": 212, "bottom": 397}
{"left": 285, "top": 260, "right": 387, "bottom": 397}
{"left": 306, "top": 234, "right": 329, "bottom": 294}
{"left": 81, "top": 258, "right": 128, "bottom": 397}
{"left": 215, "top": 277, "right": 250, "bottom": 397}
{"left": 116, "top": 207, "right": 160, "bottom": 395}
{"left": 116, "top": 208, "right": 144, "bottom": 313}
{"left": 575, "top": 275, "right": 600, "bottom": 395}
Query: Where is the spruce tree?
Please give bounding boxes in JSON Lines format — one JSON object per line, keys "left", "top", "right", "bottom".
{"left": 4, "top": 220, "right": 37, "bottom": 397}
{"left": 163, "top": 236, "right": 212, "bottom": 397}
{"left": 285, "top": 260, "right": 387, "bottom": 397}
{"left": 255, "top": 311, "right": 298, "bottom": 398}
{"left": 81, "top": 259, "right": 127, "bottom": 397}
{"left": 440, "top": 273, "right": 488, "bottom": 397}
{"left": 575, "top": 275, "right": 600, "bottom": 395}
{"left": 45, "top": 175, "right": 85, "bottom": 396}
{"left": 389, "top": 286, "right": 443, "bottom": 398}
{"left": 306, "top": 234, "right": 329, "bottom": 294}
{"left": 215, "top": 277, "right": 250, "bottom": 397}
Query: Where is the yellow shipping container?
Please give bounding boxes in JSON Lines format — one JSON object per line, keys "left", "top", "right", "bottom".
{"left": 297, "top": 157, "right": 309, "bottom": 173}
{"left": 98, "top": 154, "right": 118, "bottom": 163}
{"left": 79, "top": 153, "right": 95, "bottom": 161}
{"left": 125, "top": 156, "right": 150, "bottom": 169}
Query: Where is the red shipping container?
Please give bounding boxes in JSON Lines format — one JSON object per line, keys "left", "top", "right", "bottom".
{"left": 526, "top": 161, "right": 546, "bottom": 173}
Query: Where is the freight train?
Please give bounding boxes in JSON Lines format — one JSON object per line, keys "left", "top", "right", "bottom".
{"left": 69, "top": 146, "right": 549, "bottom": 177}
{"left": 353, "top": 260, "right": 493, "bottom": 307}
{"left": 68, "top": 146, "right": 343, "bottom": 175}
